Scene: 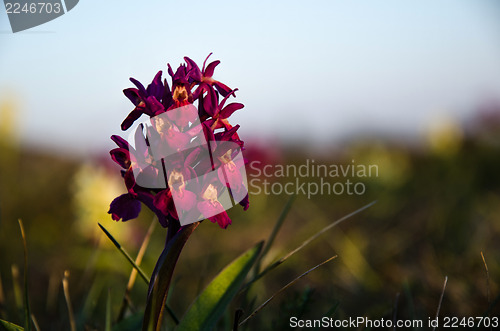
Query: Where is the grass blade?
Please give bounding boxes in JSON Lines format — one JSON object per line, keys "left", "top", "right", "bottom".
{"left": 30, "top": 315, "right": 40, "bottom": 331}
{"left": 253, "top": 195, "right": 295, "bottom": 276}
{"left": 433, "top": 276, "right": 447, "bottom": 331}
{"left": 10, "top": 266, "right": 22, "bottom": 316}
{"left": 98, "top": 223, "right": 150, "bottom": 284}
{"left": 248, "top": 201, "right": 376, "bottom": 286}
{"left": 143, "top": 222, "right": 200, "bottom": 331}
{"left": 99, "top": 222, "right": 180, "bottom": 325}
{"left": 105, "top": 289, "right": 112, "bottom": 331}
{"left": 239, "top": 255, "right": 337, "bottom": 326}
{"left": 62, "top": 271, "right": 76, "bottom": 331}
{"left": 118, "top": 219, "right": 156, "bottom": 321}
{"left": 17, "top": 220, "right": 31, "bottom": 331}
{"left": 176, "top": 241, "right": 263, "bottom": 331}
{"left": 232, "top": 309, "right": 244, "bottom": 331}
{"left": 481, "top": 252, "right": 490, "bottom": 307}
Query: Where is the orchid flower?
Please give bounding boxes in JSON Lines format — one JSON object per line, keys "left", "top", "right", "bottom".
{"left": 109, "top": 55, "right": 249, "bottom": 230}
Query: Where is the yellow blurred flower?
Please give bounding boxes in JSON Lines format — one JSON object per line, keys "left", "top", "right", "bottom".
{"left": 72, "top": 162, "right": 133, "bottom": 246}
{"left": 425, "top": 113, "right": 463, "bottom": 156}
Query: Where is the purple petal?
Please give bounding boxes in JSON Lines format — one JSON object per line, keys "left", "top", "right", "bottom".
{"left": 111, "top": 135, "right": 129, "bottom": 149}
{"left": 165, "top": 130, "right": 190, "bottom": 150}
{"left": 203, "top": 86, "right": 218, "bottom": 117}
{"left": 134, "top": 191, "right": 169, "bottom": 227}
{"left": 218, "top": 88, "right": 238, "bottom": 109}
{"left": 162, "top": 78, "right": 173, "bottom": 109}
{"left": 172, "top": 189, "right": 196, "bottom": 212}
{"left": 192, "top": 82, "right": 209, "bottom": 101}
{"left": 108, "top": 193, "right": 141, "bottom": 222}
{"left": 121, "top": 108, "right": 144, "bottom": 130}
{"left": 123, "top": 88, "right": 142, "bottom": 106}
{"left": 183, "top": 165, "right": 197, "bottom": 182}
{"left": 213, "top": 81, "right": 233, "bottom": 98}
{"left": 184, "top": 56, "right": 202, "bottom": 82}
{"left": 184, "top": 147, "right": 205, "bottom": 168}
{"left": 167, "top": 63, "right": 175, "bottom": 78}
{"left": 220, "top": 103, "right": 244, "bottom": 119}
{"left": 202, "top": 53, "right": 213, "bottom": 72}
{"left": 145, "top": 96, "right": 164, "bottom": 116}
{"left": 110, "top": 148, "right": 130, "bottom": 169}
{"left": 202, "top": 121, "right": 216, "bottom": 142}
{"left": 129, "top": 77, "right": 147, "bottom": 96}
{"left": 124, "top": 168, "right": 137, "bottom": 192}
{"left": 166, "top": 104, "right": 198, "bottom": 128}
{"left": 204, "top": 60, "right": 220, "bottom": 78}
{"left": 173, "top": 65, "right": 187, "bottom": 83}
{"left": 133, "top": 124, "right": 150, "bottom": 165}
{"left": 186, "top": 123, "right": 203, "bottom": 137}
{"left": 217, "top": 125, "right": 240, "bottom": 141}
{"left": 239, "top": 194, "right": 250, "bottom": 211}
{"left": 153, "top": 189, "right": 178, "bottom": 220}
{"left": 200, "top": 204, "right": 232, "bottom": 229}
{"left": 197, "top": 200, "right": 224, "bottom": 218}
{"left": 146, "top": 71, "right": 164, "bottom": 101}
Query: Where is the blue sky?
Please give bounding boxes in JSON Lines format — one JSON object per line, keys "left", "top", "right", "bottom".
{"left": 1, "top": 0, "right": 500, "bottom": 154}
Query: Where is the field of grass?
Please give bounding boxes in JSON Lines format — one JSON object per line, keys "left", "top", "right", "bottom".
{"left": 0, "top": 112, "right": 499, "bottom": 330}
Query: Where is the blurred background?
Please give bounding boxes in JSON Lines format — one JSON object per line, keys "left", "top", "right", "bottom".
{"left": 1, "top": 0, "right": 500, "bottom": 329}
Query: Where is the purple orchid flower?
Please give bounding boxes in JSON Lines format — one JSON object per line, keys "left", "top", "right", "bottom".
{"left": 121, "top": 71, "right": 168, "bottom": 130}
{"left": 109, "top": 54, "right": 249, "bottom": 230}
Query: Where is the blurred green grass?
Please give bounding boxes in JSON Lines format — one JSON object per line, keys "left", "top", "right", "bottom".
{"left": 1, "top": 107, "right": 500, "bottom": 329}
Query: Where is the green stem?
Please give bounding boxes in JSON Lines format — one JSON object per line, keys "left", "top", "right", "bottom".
{"left": 143, "top": 222, "right": 200, "bottom": 331}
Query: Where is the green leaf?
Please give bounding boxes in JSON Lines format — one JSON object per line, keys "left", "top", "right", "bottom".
{"left": 0, "top": 319, "right": 24, "bottom": 331}
{"left": 143, "top": 222, "right": 200, "bottom": 331}
{"left": 176, "top": 241, "right": 264, "bottom": 331}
